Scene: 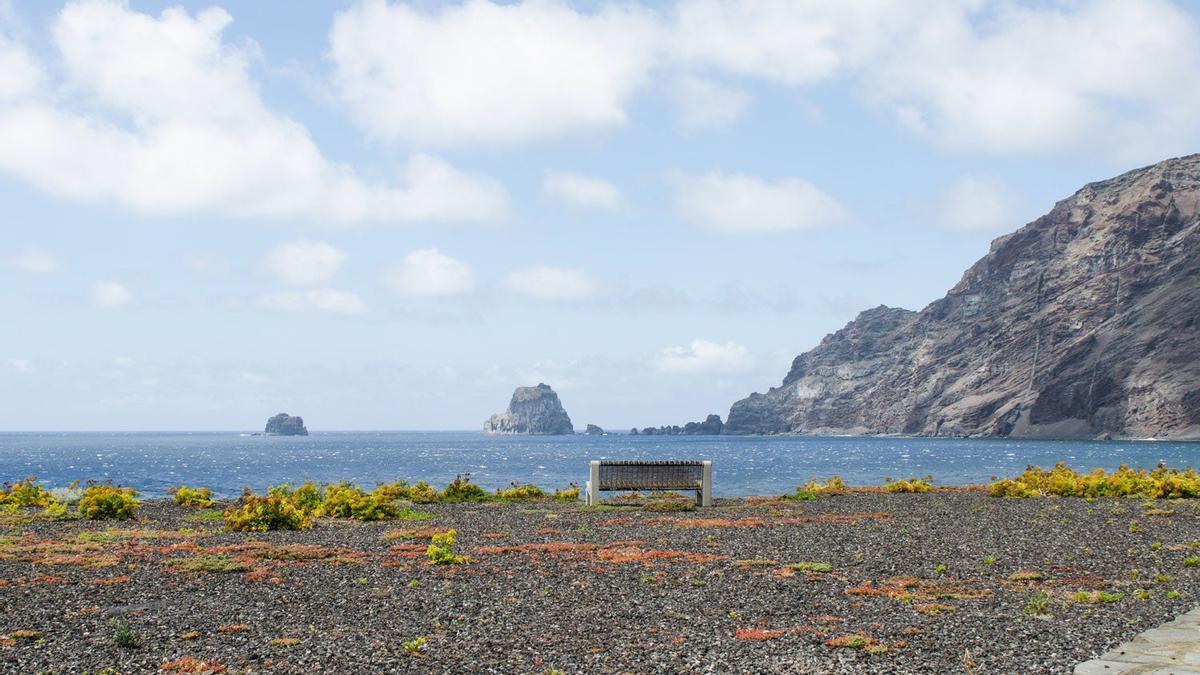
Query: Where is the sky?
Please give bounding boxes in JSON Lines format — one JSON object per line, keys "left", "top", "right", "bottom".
{"left": 2, "top": 0, "right": 1199, "bottom": 431}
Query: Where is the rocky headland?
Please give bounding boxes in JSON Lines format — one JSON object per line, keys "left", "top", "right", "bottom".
{"left": 725, "top": 154, "right": 1200, "bottom": 439}
{"left": 264, "top": 413, "right": 307, "bottom": 436}
{"left": 484, "top": 383, "right": 575, "bottom": 435}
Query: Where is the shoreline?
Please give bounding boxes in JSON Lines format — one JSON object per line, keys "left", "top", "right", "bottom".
{"left": 4, "top": 491, "right": 1200, "bottom": 672}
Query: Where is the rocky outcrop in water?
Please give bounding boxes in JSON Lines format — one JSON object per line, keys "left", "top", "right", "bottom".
{"left": 726, "top": 154, "right": 1200, "bottom": 440}
{"left": 265, "top": 413, "right": 308, "bottom": 436}
{"left": 585, "top": 424, "right": 605, "bottom": 435}
{"left": 484, "top": 384, "right": 575, "bottom": 435}
{"left": 633, "top": 414, "right": 725, "bottom": 435}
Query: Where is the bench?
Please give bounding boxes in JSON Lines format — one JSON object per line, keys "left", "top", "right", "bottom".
{"left": 586, "top": 460, "right": 713, "bottom": 507}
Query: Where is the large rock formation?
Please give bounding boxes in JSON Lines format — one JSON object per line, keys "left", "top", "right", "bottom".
{"left": 726, "top": 154, "right": 1200, "bottom": 440}
{"left": 484, "top": 384, "right": 575, "bottom": 435}
{"left": 264, "top": 413, "right": 308, "bottom": 436}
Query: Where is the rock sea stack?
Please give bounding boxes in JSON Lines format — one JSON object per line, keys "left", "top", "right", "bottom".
{"left": 264, "top": 413, "right": 308, "bottom": 436}
{"left": 484, "top": 384, "right": 575, "bottom": 435}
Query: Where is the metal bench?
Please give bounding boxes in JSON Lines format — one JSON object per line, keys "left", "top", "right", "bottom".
{"left": 586, "top": 460, "right": 713, "bottom": 507}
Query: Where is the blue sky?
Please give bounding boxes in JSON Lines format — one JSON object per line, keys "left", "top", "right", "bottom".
{"left": 2, "top": 0, "right": 1199, "bottom": 431}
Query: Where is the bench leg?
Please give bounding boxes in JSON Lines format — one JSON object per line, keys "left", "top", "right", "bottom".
{"left": 701, "top": 460, "right": 713, "bottom": 507}
{"left": 588, "top": 461, "right": 600, "bottom": 506}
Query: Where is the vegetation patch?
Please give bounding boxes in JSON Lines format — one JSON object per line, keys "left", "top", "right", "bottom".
{"left": 885, "top": 477, "right": 934, "bottom": 493}
{"left": 801, "top": 476, "right": 848, "bottom": 496}
{"left": 825, "top": 633, "right": 887, "bottom": 654}
{"left": 0, "top": 478, "right": 54, "bottom": 507}
{"left": 171, "top": 486, "right": 215, "bottom": 509}
{"left": 161, "top": 657, "right": 228, "bottom": 673}
{"left": 426, "top": 529, "right": 470, "bottom": 564}
{"left": 990, "top": 463, "right": 1200, "bottom": 499}
{"left": 224, "top": 493, "right": 311, "bottom": 532}
{"left": 735, "top": 628, "right": 788, "bottom": 641}
{"left": 78, "top": 484, "right": 140, "bottom": 520}
{"left": 787, "top": 561, "right": 832, "bottom": 574}
{"left": 1009, "top": 569, "right": 1045, "bottom": 582}
{"left": 166, "top": 554, "right": 251, "bottom": 574}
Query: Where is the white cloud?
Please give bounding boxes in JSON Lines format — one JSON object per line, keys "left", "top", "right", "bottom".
{"left": 258, "top": 288, "right": 367, "bottom": 315}
{"left": 866, "top": 0, "right": 1200, "bottom": 160}
{"left": 670, "top": 170, "right": 845, "bottom": 233}
{"left": 0, "top": 33, "right": 40, "bottom": 100}
{"left": 328, "top": 0, "right": 658, "bottom": 145}
{"left": 264, "top": 240, "right": 347, "bottom": 286}
{"left": 324, "top": 0, "right": 1200, "bottom": 162}
{"left": 542, "top": 171, "right": 622, "bottom": 211}
{"left": 502, "top": 265, "right": 600, "bottom": 301}
{"left": 670, "top": 75, "right": 751, "bottom": 132}
{"left": 91, "top": 280, "right": 133, "bottom": 308}
{"left": 667, "top": 1, "right": 894, "bottom": 85}
{"left": 382, "top": 248, "right": 474, "bottom": 297}
{"left": 0, "top": 1, "right": 506, "bottom": 224}
{"left": 654, "top": 339, "right": 753, "bottom": 374}
{"left": 7, "top": 245, "right": 58, "bottom": 273}
{"left": 6, "top": 358, "right": 33, "bottom": 374}
{"left": 936, "top": 175, "right": 1021, "bottom": 232}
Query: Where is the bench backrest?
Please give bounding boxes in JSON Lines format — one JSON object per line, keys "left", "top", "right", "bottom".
{"left": 597, "top": 460, "right": 704, "bottom": 490}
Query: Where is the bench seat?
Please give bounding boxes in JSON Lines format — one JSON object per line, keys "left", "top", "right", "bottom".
{"left": 586, "top": 460, "right": 713, "bottom": 507}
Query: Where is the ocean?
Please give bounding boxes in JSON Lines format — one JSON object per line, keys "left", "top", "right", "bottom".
{"left": 2, "top": 431, "right": 1198, "bottom": 498}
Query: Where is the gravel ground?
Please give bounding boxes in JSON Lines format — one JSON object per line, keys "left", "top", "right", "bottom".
{"left": 3, "top": 491, "right": 1200, "bottom": 673}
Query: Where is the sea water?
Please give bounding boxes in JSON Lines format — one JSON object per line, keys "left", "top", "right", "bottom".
{"left": 0, "top": 431, "right": 1197, "bottom": 498}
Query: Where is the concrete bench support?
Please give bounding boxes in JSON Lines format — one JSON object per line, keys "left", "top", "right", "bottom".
{"left": 586, "top": 460, "right": 713, "bottom": 507}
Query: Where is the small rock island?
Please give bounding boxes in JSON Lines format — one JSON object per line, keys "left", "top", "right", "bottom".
{"left": 264, "top": 413, "right": 308, "bottom": 436}
{"left": 484, "top": 384, "right": 574, "bottom": 435}
{"left": 632, "top": 414, "right": 724, "bottom": 436}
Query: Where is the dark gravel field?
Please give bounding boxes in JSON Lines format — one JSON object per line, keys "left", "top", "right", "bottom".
{"left": 3, "top": 491, "right": 1200, "bottom": 673}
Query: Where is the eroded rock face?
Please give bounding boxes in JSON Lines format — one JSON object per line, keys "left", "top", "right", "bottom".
{"left": 726, "top": 154, "right": 1200, "bottom": 440}
{"left": 484, "top": 384, "right": 574, "bottom": 435}
{"left": 585, "top": 424, "right": 605, "bottom": 435}
{"left": 265, "top": 413, "right": 308, "bottom": 436}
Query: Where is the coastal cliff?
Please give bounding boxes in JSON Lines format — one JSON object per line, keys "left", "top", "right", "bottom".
{"left": 264, "top": 413, "right": 308, "bottom": 436}
{"left": 484, "top": 384, "right": 575, "bottom": 435}
{"left": 726, "top": 154, "right": 1200, "bottom": 440}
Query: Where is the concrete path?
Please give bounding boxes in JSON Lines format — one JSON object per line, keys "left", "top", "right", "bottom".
{"left": 1075, "top": 607, "right": 1200, "bottom": 674}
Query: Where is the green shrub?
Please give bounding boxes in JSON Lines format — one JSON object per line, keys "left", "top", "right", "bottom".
{"left": 783, "top": 489, "right": 817, "bottom": 501}
{"left": 1023, "top": 591, "right": 1051, "bottom": 616}
{"left": 803, "top": 476, "right": 848, "bottom": 496}
{"left": 223, "top": 493, "right": 311, "bottom": 532}
{"left": 402, "top": 635, "right": 426, "bottom": 655}
{"left": 317, "top": 483, "right": 399, "bottom": 521}
{"left": 373, "top": 481, "right": 414, "bottom": 502}
{"left": 439, "top": 474, "right": 488, "bottom": 503}
{"left": 426, "top": 529, "right": 469, "bottom": 564}
{"left": 171, "top": 485, "right": 215, "bottom": 509}
{"left": 112, "top": 618, "right": 136, "bottom": 648}
{"left": 496, "top": 483, "right": 545, "bottom": 500}
{"left": 885, "top": 477, "right": 933, "bottom": 493}
{"left": 41, "top": 501, "right": 78, "bottom": 521}
{"left": 990, "top": 463, "right": 1200, "bottom": 499}
{"left": 0, "top": 477, "right": 54, "bottom": 507}
{"left": 268, "top": 481, "right": 323, "bottom": 514}
{"left": 78, "top": 484, "right": 140, "bottom": 520}
{"left": 554, "top": 485, "right": 580, "bottom": 502}
{"left": 408, "top": 481, "right": 439, "bottom": 504}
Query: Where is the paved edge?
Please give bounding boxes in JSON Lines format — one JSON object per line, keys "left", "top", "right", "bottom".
{"left": 1074, "top": 607, "right": 1200, "bottom": 674}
